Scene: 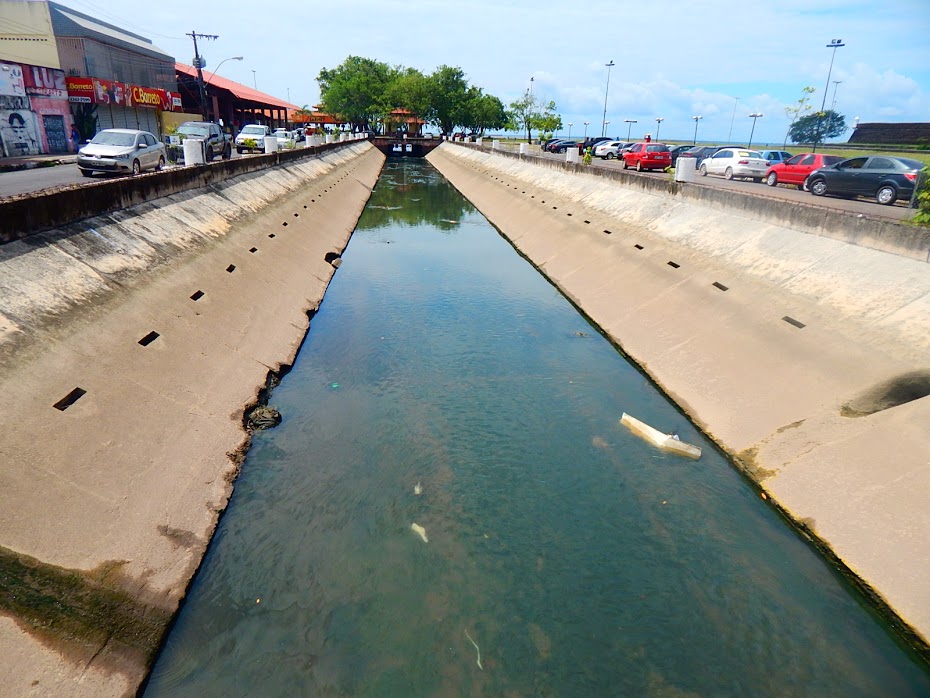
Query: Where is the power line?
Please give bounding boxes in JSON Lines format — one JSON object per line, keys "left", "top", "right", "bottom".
{"left": 60, "top": 0, "right": 185, "bottom": 41}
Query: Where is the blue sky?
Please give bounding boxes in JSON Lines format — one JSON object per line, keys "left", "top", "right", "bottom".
{"left": 56, "top": 0, "right": 930, "bottom": 145}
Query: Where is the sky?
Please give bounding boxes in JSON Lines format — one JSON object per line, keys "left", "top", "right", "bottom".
{"left": 54, "top": 0, "right": 930, "bottom": 145}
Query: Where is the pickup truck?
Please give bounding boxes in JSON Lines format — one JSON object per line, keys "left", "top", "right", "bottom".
{"left": 235, "top": 124, "right": 272, "bottom": 154}
{"left": 176, "top": 121, "right": 232, "bottom": 161}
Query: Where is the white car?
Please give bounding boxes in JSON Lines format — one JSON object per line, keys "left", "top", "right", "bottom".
{"left": 235, "top": 124, "right": 272, "bottom": 153}
{"left": 594, "top": 140, "right": 626, "bottom": 160}
{"left": 77, "top": 128, "right": 165, "bottom": 177}
{"left": 700, "top": 147, "right": 769, "bottom": 182}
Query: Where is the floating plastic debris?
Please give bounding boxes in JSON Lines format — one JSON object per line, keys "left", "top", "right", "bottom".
{"left": 620, "top": 412, "right": 701, "bottom": 460}
{"left": 411, "top": 523, "right": 428, "bottom": 543}
{"left": 414, "top": 481, "right": 423, "bottom": 496}
{"left": 465, "top": 629, "right": 483, "bottom": 670}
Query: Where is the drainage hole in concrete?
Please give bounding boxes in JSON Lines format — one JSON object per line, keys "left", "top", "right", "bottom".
{"left": 294, "top": 213, "right": 299, "bottom": 217}
{"left": 138, "top": 331, "right": 160, "bottom": 347}
{"left": 567, "top": 213, "right": 572, "bottom": 216}
{"left": 713, "top": 282, "right": 729, "bottom": 292}
{"left": 53, "top": 388, "right": 86, "bottom": 412}
{"left": 268, "top": 234, "right": 276, "bottom": 238}
{"left": 782, "top": 316, "right": 805, "bottom": 329}
{"left": 634, "top": 244, "right": 644, "bottom": 250}
{"left": 603, "top": 230, "right": 612, "bottom": 235}
{"left": 584, "top": 220, "right": 590, "bottom": 224}
{"left": 667, "top": 261, "right": 681, "bottom": 269}
{"left": 226, "top": 264, "right": 236, "bottom": 273}
{"left": 282, "top": 222, "right": 288, "bottom": 227}
{"left": 249, "top": 247, "right": 258, "bottom": 253}
{"left": 303, "top": 205, "right": 307, "bottom": 209}
{"left": 190, "top": 290, "right": 204, "bottom": 301}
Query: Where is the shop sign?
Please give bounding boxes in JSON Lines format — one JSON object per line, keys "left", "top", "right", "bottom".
{"left": 66, "top": 77, "right": 94, "bottom": 103}
{"left": 92, "top": 78, "right": 128, "bottom": 106}
{"left": 23, "top": 65, "right": 67, "bottom": 98}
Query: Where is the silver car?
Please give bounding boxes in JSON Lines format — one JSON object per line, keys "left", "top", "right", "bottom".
{"left": 700, "top": 147, "right": 768, "bottom": 182}
{"left": 77, "top": 128, "right": 166, "bottom": 177}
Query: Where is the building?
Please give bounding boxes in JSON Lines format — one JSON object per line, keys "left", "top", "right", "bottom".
{"left": 0, "top": 0, "right": 73, "bottom": 156}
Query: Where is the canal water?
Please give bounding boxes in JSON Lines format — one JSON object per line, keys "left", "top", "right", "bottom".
{"left": 145, "top": 160, "right": 930, "bottom": 697}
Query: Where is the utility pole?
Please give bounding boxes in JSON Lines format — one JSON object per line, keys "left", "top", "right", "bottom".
{"left": 187, "top": 30, "right": 219, "bottom": 120}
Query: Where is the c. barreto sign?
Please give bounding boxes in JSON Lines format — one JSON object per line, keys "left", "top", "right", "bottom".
{"left": 66, "top": 76, "right": 180, "bottom": 111}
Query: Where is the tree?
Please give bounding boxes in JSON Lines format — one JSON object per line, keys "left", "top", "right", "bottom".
{"left": 506, "top": 93, "right": 561, "bottom": 143}
{"left": 468, "top": 92, "right": 507, "bottom": 135}
{"left": 783, "top": 86, "right": 815, "bottom": 148}
{"left": 317, "top": 56, "right": 395, "bottom": 131}
{"left": 788, "top": 110, "right": 847, "bottom": 144}
{"left": 426, "top": 65, "right": 471, "bottom": 136}
{"left": 386, "top": 68, "right": 431, "bottom": 132}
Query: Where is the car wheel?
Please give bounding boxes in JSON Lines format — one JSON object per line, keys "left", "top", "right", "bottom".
{"left": 156, "top": 155, "right": 165, "bottom": 171}
{"left": 606, "top": 152, "right": 615, "bottom": 160}
{"left": 700, "top": 164, "right": 707, "bottom": 177}
{"left": 79, "top": 168, "right": 93, "bottom": 177}
{"left": 876, "top": 185, "right": 898, "bottom": 205}
{"left": 724, "top": 167, "right": 734, "bottom": 180}
{"left": 766, "top": 172, "right": 778, "bottom": 187}
{"left": 557, "top": 147, "right": 566, "bottom": 153}
{"left": 621, "top": 158, "right": 628, "bottom": 170}
{"left": 131, "top": 159, "right": 141, "bottom": 176}
{"left": 636, "top": 160, "right": 643, "bottom": 172}
{"left": 809, "top": 178, "right": 827, "bottom": 196}
{"left": 223, "top": 146, "right": 232, "bottom": 160}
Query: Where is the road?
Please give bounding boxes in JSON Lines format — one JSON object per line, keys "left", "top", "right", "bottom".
{"left": 0, "top": 145, "right": 918, "bottom": 224}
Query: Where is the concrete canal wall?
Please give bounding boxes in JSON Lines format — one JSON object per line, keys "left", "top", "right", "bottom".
{"left": 0, "top": 142, "right": 385, "bottom": 696}
{"left": 428, "top": 143, "right": 930, "bottom": 652}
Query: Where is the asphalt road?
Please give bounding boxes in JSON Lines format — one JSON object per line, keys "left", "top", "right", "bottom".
{"left": 0, "top": 146, "right": 917, "bottom": 223}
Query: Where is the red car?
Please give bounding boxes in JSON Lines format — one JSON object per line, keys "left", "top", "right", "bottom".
{"left": 765, "top": 153, "right": 843, "bottom": 190}
{"left": 622, "top": 143, "right": 672, "bottom": 171}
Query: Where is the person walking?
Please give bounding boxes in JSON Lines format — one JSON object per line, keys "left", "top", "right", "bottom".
{"left": 70, "top": 124, "right": 81, "bottom": 152}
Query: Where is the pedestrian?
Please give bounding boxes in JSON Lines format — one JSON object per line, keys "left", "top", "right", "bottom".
{"left": 70, "top": 123, "right": 81, "bottom": 151}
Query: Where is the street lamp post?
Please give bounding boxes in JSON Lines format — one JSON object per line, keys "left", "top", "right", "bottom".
{"left": 530, "top": 76, "right": 534, "bottom": 98}
{"left": 655, "top": 117, "right": 664, "bottom": 142}
{"left": 813, "top": 38, "right": 845, "bottom": 152}
{"left": 727, "top": 96, "right": 739, "bottom": 143}
{"left": 747, "top": 112, "right": 763, "bottom": 149}
{"left": 624, "top": 119, "right": 637, "bottom": 142}
{"left": 603, "top": 120, "right": 610, "bottom": 137}
{"left": 692, "top": 115, "right": 703, "bottom": 145}
{"left": 206, "top": 56, "right": 243, "bottom": 84}
{"left": 601, "top": 60, "right": 615, "bottom": 137}
{"left": 583, "top": 121, "right": 590, "bottom": 140}
{"left": 251, "top": 70, "right": 257, "bottom": 89}
{"left": 567, "top": 122, "right": 573, "bottom": 139}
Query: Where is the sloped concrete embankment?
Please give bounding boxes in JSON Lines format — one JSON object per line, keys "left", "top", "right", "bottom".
{"left": 428, "top": 143, "right": 930, "bottom": 653}
{"left": 0, "top": 142, "right": 385, "bottom": 696}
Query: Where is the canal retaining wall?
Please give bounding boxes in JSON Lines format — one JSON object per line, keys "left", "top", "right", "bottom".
{"left": 0, "top": 142, "right": 385, "bottom": 695}
{"left": 427, "top": 143, "right": 930, "bottom": 652}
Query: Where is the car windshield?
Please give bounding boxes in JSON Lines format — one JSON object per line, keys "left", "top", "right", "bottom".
{"left": 178, "top": 125, "right": 209, "bottom": 136}
{"left": 241, "top": 126, "right": 265, "bottom": 135}
{"left": 646, "top": 145, "right": 669, "bottom": 152}
{"left": 898, "top": 158, "right": 925, "bottom": 170}
{"left": 90, "top": 131, "right": 136, "bottom": 146}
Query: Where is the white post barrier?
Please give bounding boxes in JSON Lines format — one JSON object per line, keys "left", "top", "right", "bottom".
{"left": 263, "top": 136, "right": 278, "bottom": 153}
{"left": 340, "top": 133, "right": 347, "bottom": 142}
{"left": 566, "top": 149, "right": 579, "bottom": 163}
{"left": 182, "top": 138, "right": 205, "bottom": 165}
{"left": 476, "top": 137, "right": 483, "bottom": 146}
{"left": 674, "top": 157, "right": 696, "bottom": 183}
{"left": 519, "top": 143, "right": 528, "bottom": 155}
{"left": 492, "top": 140, "right": 500, "bottom": 150}
{"left": 325, "top": 135, "right": 335, "bottom": 144}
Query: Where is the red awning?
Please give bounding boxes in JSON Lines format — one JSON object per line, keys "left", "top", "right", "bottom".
{"left": 175, "top": 63, "right": 299, "bottom": 110}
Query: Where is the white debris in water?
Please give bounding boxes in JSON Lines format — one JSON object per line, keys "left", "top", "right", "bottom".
{"left": 411, "top": 522, "right": 428, "bottom": 543}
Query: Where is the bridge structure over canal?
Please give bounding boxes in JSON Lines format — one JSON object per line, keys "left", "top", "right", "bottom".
{"left": 371, "top": 136, "right": 442, "bottom": 158}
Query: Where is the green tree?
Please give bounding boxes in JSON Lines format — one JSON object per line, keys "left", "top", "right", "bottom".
{"left": 426, "top": 65, "right": 471, "bottom": 136}
{"left": 317, "top": 56, "right": 396, "bottom": 131}
{"left": 788, "top": 110, "right": 847, "bottom": 144}
{"left": 386, "top": 68, "right": 431, "bottom": 133}
{"left": 469, "top": 92, "right": 507, "bottom": 135}
{"left": 783, "top": 86, "right": 815, "bottom": 148}
{"left": 506, "top": 93, "right": 561, "bottom": 143}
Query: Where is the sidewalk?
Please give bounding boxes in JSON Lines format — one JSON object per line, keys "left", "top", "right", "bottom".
{"left": 0, "top": 153, "right": 77, "bottom": 173}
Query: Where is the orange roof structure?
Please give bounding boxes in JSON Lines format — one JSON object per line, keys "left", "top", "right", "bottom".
{"left": 175, "top": 63, "right": 300, "bottom": 110}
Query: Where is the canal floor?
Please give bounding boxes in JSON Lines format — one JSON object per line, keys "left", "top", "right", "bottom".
{"left": 144, "top": 159, "right": 930, "bottom": 696}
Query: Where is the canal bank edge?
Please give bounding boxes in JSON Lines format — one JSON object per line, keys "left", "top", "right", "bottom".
{"left": 427, "top": 143, "right": 930, "bottom": 655}
{"left": 0, "top": 142, "right": 386, "bottom": 695}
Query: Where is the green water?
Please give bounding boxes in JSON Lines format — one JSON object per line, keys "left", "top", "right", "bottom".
{"left": 144, "top": 160, "right": 930, "bottom": 697}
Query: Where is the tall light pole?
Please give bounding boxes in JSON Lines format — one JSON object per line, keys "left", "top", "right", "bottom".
{"left": 251, "top": 70, "right": 257, "bottom": 89}
{"left": 747, "top": 112, "right": 763, "bottom": 149}
{"left": 813, "top": 38, "right": 845, "bottom": 152}
{"left": 727, "top": 96, "right": 739, "bottom": 143}
{"left": 655, "top": 117, "right": 664, "bottom": 142}
{"left": 583, "top": 121, "right": 590, "bottom": 140}
{"left": 601, "top": 60, "right": 615, "bottom": 138}
{"left": 624, "top": 118, "right": 637, "bottom": 142}
{"left": 567, "top": 122, "right": 573, "bottom": 139}
{"left": 692, "top": 115, "right": 703, "bottom": 145}
{"left": 529, "top": 76, "right": 534, "bottom": 98}
{"left": 206, "top": 56, "right": 243, "bottom": 84}
{"left": 603, "top": 120, "right": 610, "bottom": 137}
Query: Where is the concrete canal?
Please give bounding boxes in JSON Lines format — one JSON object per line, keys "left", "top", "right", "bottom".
{"left": 144, "top": 159, "right": 930, "bottom": 696}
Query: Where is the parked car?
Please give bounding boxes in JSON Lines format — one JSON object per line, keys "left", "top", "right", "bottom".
{"left": 274, "top": 129, "right": 295, "bottom": 149}
{"left": 552, "top": 140, "right": 580, "bottom": 154}
{"left": 765, "top": 153, "right": 844, "bottom": 189}
{"left": 583, "top": 136, "right": 613, "bottom": 152}
{"left": 77, "top": 128, "right": 165, "bottom": 177}
{"left": 700, "top": 147, "right": 768, "bottom": 181}
{"left": 622, "top": 142, "right": 672, "bottom": 171}
{"left": 544, "top": 139, "right": 573, "bottom": 152}
{"left": 759, "top": 149, "right": 793, "bottom": 165}
{"left": 235, "top": 124, "right": 272, "bottom": 153}
{"left": 176, "top": 121, "right": 231, "bottom": 161}
{"left": 807, "top": 155, "right": 924, "bottom": 205}
{"left": 665, "top": 145, "right": 692, "bottom": 166}
{"left": 594, "top": 140, "right": 625, "bottom": 159}
{"left": 676, "top": 145, "right": 721, "bottom": 168}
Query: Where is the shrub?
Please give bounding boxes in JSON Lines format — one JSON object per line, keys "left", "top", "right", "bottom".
{"left": 912, "top": 166, "right": 930, "bottom": 226}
